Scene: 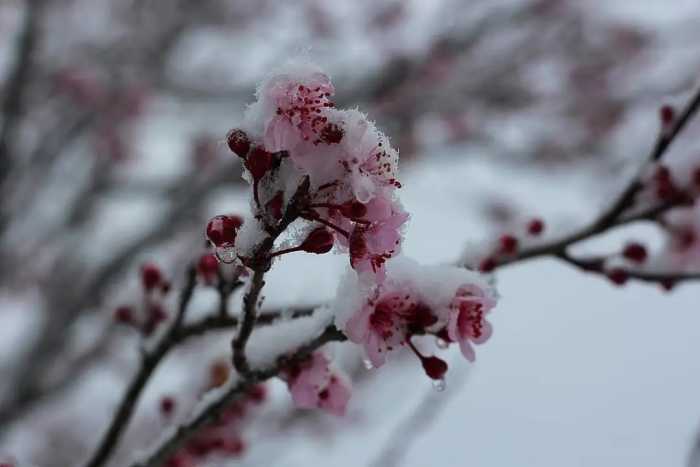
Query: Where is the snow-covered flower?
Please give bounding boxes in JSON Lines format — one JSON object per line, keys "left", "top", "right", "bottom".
{"left": 345, "top": 284, "right": 424, "bottom": 368}
{"left": 283, "top": 351, "right": 351, "bottom": 416}
{"left": 446, "top": 284, "right": 497, "bottom": 362}
{"left": 335, "top": 258, "right": 498, "bottom": 375}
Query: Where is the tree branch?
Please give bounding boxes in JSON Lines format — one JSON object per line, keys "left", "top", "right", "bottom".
{"left": 131, "top": 324, "right": 346, "bottom": 467}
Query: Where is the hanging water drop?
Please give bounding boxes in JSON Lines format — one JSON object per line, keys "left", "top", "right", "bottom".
{"left": 215, "top": 246, "right": 237, "bottom": 264}
{"left": 432, "top": 378, "right": 446, "bottom": 392}
{"left": 435, "top": 337, "right": 449, "bottom": 350}
{"left": 363, "top": 358, "right": 374, "bottom": 370}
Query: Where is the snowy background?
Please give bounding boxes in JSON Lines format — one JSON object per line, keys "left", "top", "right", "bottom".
{"left": 1, "top": 1, "right": 700, "bottom": 466}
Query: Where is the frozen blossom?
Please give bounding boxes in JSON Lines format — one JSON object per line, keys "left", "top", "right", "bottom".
{"left": 334, "top": 257, "right": 497, "bottom": 377}
{"left": 282, "top": 351, "right": 352, "bottom": 416}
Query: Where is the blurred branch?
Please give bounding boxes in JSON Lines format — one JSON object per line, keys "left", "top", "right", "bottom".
{"left": 489, "top": 86, "right": 700, "bottom": 285}
{"left": 82, "top": 265, "right": 316, "bottom": 467}
{"left": 83, "top": 265, "right": 198, "bottom": 467}
{"left": 131, "top": 324, "right": 346, "bottom": 467}
{"left": 0, "top": 0, "right": 47, "bottom": 215}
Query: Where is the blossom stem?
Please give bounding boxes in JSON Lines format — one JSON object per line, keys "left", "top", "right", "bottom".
{"left": 302, "top": 211, "right": 350, "bottom": 237}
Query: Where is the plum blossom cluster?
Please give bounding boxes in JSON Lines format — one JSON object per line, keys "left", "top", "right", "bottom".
{"left": 335, "top": 258, "right": 496, "bottom": 385}
{"left": 210, "top": 62, "right": 407, "bottom": 281}
{"left": 164, "top": 360, "right": 267, "bottom": 467}
{"left": 204, "top": 62, "right": 498, "bottom": 416}
{"left": 113, "top": 262, "right": 171, "bottom": 335}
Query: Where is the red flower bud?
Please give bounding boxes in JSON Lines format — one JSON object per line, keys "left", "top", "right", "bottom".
{"left": 226, "top": 129, "right": 250, "bottom": 158}
{"left": 197, "top": 253, "right": 219, "bottom": 283}
{"left": 421, "top": 355, "right": 448, "bottom": 380}
{"left": 206, "top": 215, "right": 242, "bottom": 247}
{"left": 478, "top": 257, "right": 496, "bottom": 273}
{"left": 622, "top": 242, "right": 647, "bottom": 264}
{"left": 659, "top": 104, "right": 675, "bottom": 128}
{"left": 527, "top": 218, "right": 544, "bottom": 236}
{"left": 498, "top": 234, "right": 518, "bottom": 255}
{"left": 606, "top": 268, "right": 629, "bottom": 286}
{"left": 301, "top": 228, "right": 334, "bottom": 254}
{"left": 141, "top": 263, "right": 162, "bottom": 291}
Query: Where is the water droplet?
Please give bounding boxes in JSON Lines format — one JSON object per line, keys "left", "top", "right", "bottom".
{"left": 363, "top": 359, "right": 374, "bottom": 370}
{"left": 432, "top": 378, "right": 446, "bottom": 392}
{"left": 215, "top": 246, "right": 237, "bottom": 264}
{"left": 435, "top": 337, "right": 449, "bottom": 350}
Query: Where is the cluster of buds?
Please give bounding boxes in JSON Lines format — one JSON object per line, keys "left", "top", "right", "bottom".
{"left": 113, "top": 262, "right": 170, "bottom": 335}
{"left": 208, "top": 62, "right": 407, "bottom": 281}
{"left": 477, "top": 218, "right": 545, "bottom": 272}
{"left": 164, "top": 360, "right": 267, "bottom": 467}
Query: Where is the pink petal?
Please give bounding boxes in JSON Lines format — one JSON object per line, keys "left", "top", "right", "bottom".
{"left": 320, "top": 373, "right": 352, "bottom": 416}
{"left": 459, "top": 339, "right": 476, "bottom": 362}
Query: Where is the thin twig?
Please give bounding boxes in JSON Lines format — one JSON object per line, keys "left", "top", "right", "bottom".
{"left": 555, "top": 251, "right": 700, "bottom": 284}
{"left": 0, "top": 0, "right": 47, "bottom": 202}
{"left": 492, "top": 87, "right": 700, "bottom": 275}
{"left": 231, "top": 176, "right": 310, "bottom": 377}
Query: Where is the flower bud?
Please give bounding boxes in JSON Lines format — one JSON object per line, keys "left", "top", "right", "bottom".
{"left": 300, "top": 228, "right": 334, "bottom": 254}
{"left": 226, "top": 129, "right": 250, "bottom": 158}
{"left": 421, "top": 355, "right": 448, "bottom": 380}
{"left": 206, "top": 215, "right": 243, "bottom": 247}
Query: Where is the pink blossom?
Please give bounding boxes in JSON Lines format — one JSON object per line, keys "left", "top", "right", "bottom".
{"left": 447, "top": 284, "right": 497, "bottom": 362}
{"left": 338, "top": 110, "right": 401, "bottom": 203}
{"left": 345, "top": 284, "right": 437, "bottom": 368}
{"left": 349, "top": 201, "right": 409, "bottom": 281}
{"left": 285, "top": 352, "right": 351, "bottom": 416}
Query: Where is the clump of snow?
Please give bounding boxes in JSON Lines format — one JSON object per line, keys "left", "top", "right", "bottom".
{"left": 246, "top": 305, "right": 333, "bottom": 369}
